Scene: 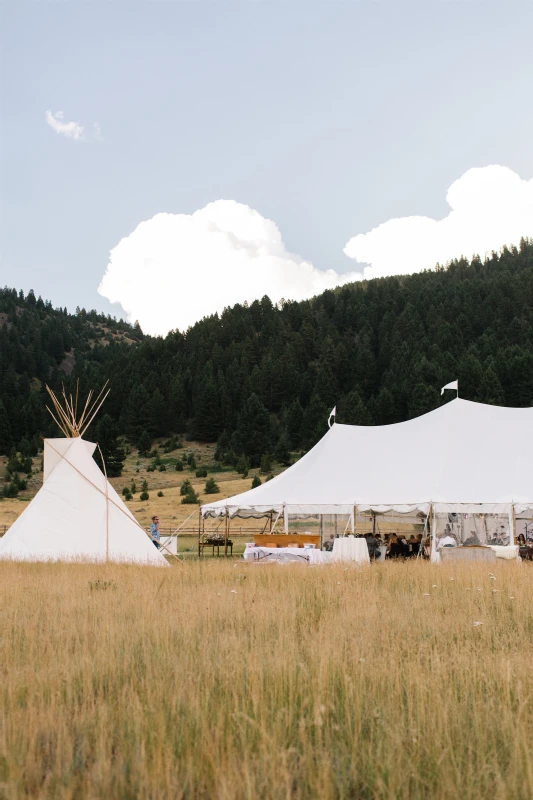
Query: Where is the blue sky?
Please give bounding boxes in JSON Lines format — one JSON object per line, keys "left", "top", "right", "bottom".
{"left": 1, "top": 1, "right": 532, "bottom": 332}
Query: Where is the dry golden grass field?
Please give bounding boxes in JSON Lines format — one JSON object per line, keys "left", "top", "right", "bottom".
{"left": 1, "top": 559, "right": 533, "bottom": 800}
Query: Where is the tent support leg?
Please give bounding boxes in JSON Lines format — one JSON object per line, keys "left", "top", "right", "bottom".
{"left": 198, "top": 508, "right": 202, "bottom": 557}
{"left": 224, "top": 510, "right": 229, "bottom": 556}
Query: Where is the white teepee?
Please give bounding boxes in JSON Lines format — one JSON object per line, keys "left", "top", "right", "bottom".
{"left": 0, "top": 437, "right": 168, "bottom": 565}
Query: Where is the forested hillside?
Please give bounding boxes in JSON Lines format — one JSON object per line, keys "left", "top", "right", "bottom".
{"left": 1, "top": 239, "right": 533, "bottom": 469}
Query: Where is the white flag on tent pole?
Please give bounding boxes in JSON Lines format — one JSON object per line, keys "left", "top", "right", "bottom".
{"left": 328, "top": 406, "right": 336, "bottom": 428}
{"left": 441, "top": 380, "right": 459, "bottom": 396}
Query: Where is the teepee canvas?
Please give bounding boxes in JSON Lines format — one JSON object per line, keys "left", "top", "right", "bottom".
{"left": 0, "top": 384, "right": 168, "bottom": 566}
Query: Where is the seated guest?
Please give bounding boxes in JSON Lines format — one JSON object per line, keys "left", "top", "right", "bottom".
{"left": 409, "top": 535, "right": 419, "bottom": 556}
{"left": 438, "top": 532, "right": 457, "bottom": 549}
{"left": 323, "top": 534, "right": 335, "bottom": 552}
{"left": 463, "top": 531, "right": 481, "bottom": 546}
{"left": 517, "top": 534, "right": 526, "bottom": 546}
{"left": 388, "top": 534, "right": 405, "bottom": 559}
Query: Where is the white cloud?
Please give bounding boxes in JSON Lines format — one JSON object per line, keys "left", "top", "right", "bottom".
{"left": 98, "top": 200, "right": 359, "bottom": 336}
{"left": 45, "top": 110, "right": 102, "bottom": 141}
{"left": 45, "top": 110, "right": 85, "bottom": 140}
{"left": 344, "top": 166, "right": 533, "bottom": 279}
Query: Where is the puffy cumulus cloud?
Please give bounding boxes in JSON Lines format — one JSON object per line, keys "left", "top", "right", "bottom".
{"left": 344, "top": 166, "right": 533, "bottom": 279}
{"left": 98, "top": 200, "right": 360, "bottom": 336}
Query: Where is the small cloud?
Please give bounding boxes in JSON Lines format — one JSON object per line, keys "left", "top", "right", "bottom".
{"left": 45, "top": 110, "right": 85, "bottom": 140}
{"left": 344, "top": 166, "right": 533, "bottom": 279}
{"left": 45, "top": 110, "right": 102, "bottom": 142}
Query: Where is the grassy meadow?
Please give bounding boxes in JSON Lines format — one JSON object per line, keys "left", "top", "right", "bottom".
{"left": 1, "top": 559, "right": 533, "bottom": 799}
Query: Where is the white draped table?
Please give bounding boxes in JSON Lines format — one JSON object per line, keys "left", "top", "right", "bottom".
{"left": 243, "top": 546, "right": 311, "bottom": 562}
{"left": 332, "top": 537, "right": 370, "bottom": 564}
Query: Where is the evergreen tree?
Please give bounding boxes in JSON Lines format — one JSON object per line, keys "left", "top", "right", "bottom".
{"left": 232, "top": 393, "right": 272, "bottom": 467}
{"left": 339, "top": 391, "right": 373, "bottom": 426}
{"left": 204, "top": 477, "right": 219, "bottom": 494}
{"left": 195, "top": 362, "right": 222, "bottom": 441}
{"left": 94, "top": 414, "right": 125, "bottom": 477}
{"left": 251, "top": 474, "right": 261, "bottom": 489}
{"left": 0, "top": 400, "right": 13, "bottom": 455}
{"left": 137, "top": 430, "right": 152, "bottom": 457}
{"left": 274, "top": 430, "right": 291, "bottom": 464}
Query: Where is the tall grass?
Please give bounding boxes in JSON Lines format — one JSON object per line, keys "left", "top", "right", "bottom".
{"left": 1, "top": 560, "right": 532, "bottom": 799}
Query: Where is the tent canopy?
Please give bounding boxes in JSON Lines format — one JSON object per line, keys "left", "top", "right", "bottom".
{"left": 0, "top": 437, "right": 168, "bottom": 566}
{"left": 202, "top": 399, "right": 533, "bottom": 518}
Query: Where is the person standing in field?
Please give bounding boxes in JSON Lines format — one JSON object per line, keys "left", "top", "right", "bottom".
{"left": 150, "top": 515, "right": 160, "bottom": 548}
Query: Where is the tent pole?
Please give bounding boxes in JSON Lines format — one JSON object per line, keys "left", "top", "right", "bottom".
{"left": 429, "top": 504, "right": 434, "bottom": 560}
{"left": 353, "top": 505, "right": 357, "bottom": 536}
{"left": 198, "top": 507, "right": 202, "bottom": 557}
{"left": 224, "top": 508, "right": 229, "bottom": 556}
{"left": 511, "top": 505, "right": 516, "bottom": 545}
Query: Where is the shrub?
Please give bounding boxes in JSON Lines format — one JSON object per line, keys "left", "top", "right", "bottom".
{"left": 251, "top": 474, "right": 261, "bottom": 489}
{"left": 141, "top": 479, "right": 148, "bottom": 492}
{"left": 180, "top": 479, "right": 192, "bottom": 496}
{"left": 121, "top": 487, "right": 129, "bottom": 497}
{"left": 130, "top": 482, "right": 137, "bottom": 494}
{"left": 181, "top": 486, "right": 200, "bottom": 504}
{"left": 159, "top": 464, "right": 166, "bottom": 472}
{"left": 146, "top": 465, "right": 155, "bottom": 473}
{"left": 196, "top": 467, "right": 208, "bottom": 478}
{"left": 157, "top": 490, "right": 164, "bottom": 497}
{"left": 204, "top": 477, "right": 219, "bottom": 494}
{"left": 124, "top": 491, "right": 132, "bottom": 501}
{"left": 175, "top": 460, "right": 183, "bottom": 471}
{"left": 187, "top": 454, "right": 197, "bottom": 469}
{"left": 265, "top": 473, "right": 274, "bottom": 482}
{"left": 236, "top": 454, "right": 250, "bottom": 478}
{"left": 139, "top": 491, "right": 149, "bottom": 501}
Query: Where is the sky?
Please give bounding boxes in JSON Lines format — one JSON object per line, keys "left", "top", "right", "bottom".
{"left": 1, "top": 0, "right": 532, "bottom": 335}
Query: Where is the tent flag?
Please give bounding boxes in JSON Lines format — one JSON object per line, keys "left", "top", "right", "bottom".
{"left": 328, "top": 406, "right": 336, "bottom": 428}
{"left": 441, "top": 379, "right": 458, "bottom": 396}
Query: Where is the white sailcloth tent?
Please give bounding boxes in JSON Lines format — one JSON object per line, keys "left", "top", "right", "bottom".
{"left": 0, "top": 437, "right": 168, "bottom": 566}
{"left": 202, "top": 399, "right": 533, "bottom": 559}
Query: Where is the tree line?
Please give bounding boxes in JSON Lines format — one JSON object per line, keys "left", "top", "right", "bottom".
{"left": 1, "top": 239, "right": 532, "bottom": 476}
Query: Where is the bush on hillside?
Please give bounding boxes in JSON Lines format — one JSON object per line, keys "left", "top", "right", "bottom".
{"left": 204, "top": 477, "right": 219, "bottom": 494}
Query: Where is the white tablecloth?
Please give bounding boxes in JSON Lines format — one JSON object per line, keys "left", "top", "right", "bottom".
{"left": 243, "top": 546, "right": 312, "bottom": 562}
{"left": 332, "top": 537, "right": 370, "bottom": 564}
{"left": 376, "top": 545, "right": 388, "bottom": 562}
{"left": 308, "top": 550, "right": 334, "bottom": 565}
